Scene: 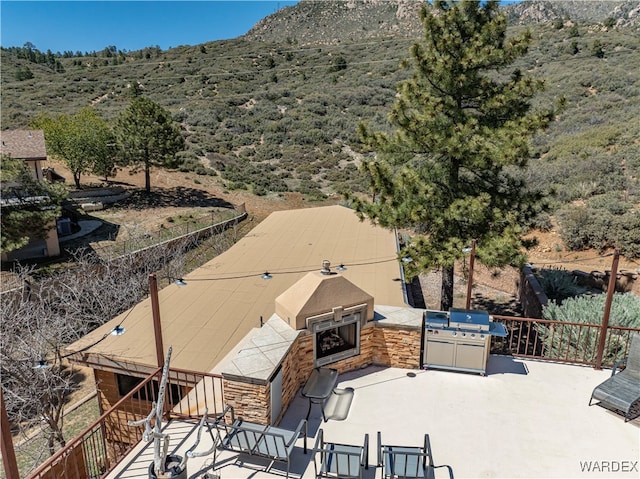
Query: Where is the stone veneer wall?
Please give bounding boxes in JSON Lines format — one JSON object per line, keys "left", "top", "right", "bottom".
{"left": 222, "top": 378, "right": 270, "bottom": 424}
{"left": 223, "top": 321, "right": 422, "bottom": 425}
{"left": 372, "top": 326, "right": 422, "bottom": 369}
{"left": 518, "top": 265, "right": 548, "bottom": 319}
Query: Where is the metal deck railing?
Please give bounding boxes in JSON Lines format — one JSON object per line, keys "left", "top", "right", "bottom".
{"left": 490, "top": 315, "right": 638, "bottom": 367}
{"left": 26, "top": 368, "right": 224, "bottom": 479}
{"left": 24, "top": 317, "right": 640, "bottom": 479}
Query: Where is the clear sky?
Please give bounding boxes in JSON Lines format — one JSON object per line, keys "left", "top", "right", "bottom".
{"left": 0, "top": 0, "right": 300, "bottom": 53}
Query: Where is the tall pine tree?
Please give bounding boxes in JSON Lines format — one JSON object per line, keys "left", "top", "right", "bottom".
{"left": 352, "top": 0, "right": 562, "bottom": 310}
{"left": 115, "top": 97, "right": 185, "bottom": 194}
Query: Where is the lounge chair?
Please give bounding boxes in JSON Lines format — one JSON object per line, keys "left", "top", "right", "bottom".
{"left": 377, "top": 432, "right": 454, "bottom": 479}
{"left": 213, "top": 404, "right": 307, "bottom": 478}
{"left": 313, "top": 428, "right": 368, "bottom": 479}
{"left": 590, "top": 333, "right": 640, "bottom": 422}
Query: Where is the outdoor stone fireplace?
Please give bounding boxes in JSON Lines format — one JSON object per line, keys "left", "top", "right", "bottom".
{"left": 275, "top": 268, "right": 373, "bottom": 368}
{"left": 220, "top": 268, "right": 423, "bottom": 425}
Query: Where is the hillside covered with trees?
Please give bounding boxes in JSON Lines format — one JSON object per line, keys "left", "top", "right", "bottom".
{"left": 1, "top": 0, "right": 639, "bottom": 257}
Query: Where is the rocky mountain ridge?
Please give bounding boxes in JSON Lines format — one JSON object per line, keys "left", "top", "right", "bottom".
{"left": 244, "top": 0, "right": 639, "bottom": 46}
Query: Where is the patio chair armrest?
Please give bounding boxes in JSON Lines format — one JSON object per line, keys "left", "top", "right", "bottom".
{"left": 215, "top": 403, "right": 235, "bottom": 423}
{"left": 312, "top": 428, "right": 324, "bottom": 452}
{"left": 287, "top": 418, "right": 308, "bottom": 453}
{"left": 611, "top": 357, "right": 627, "bottom": 376}
{"left": 185, "top": 411, "right": 219, "bottom": 459}
{"left": 363, "top": 433, "right": 369, "bottom": 469}
{"left": 432, "top": 464, "right": 455, "bottom": 479}
{"left": 186, "top": 421, "right": 219, "bottom": 458}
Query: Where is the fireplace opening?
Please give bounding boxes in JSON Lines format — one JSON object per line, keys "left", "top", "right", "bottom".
{"left": 310, "top": 308, "right": 363, "bottom": 367}
{"left": 317, "top": 323, "right": 355, "bottom": 357}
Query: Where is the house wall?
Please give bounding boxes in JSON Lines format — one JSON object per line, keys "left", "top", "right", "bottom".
{"left": 0, "top": 219, "right": 60, "bottom": 262}
{"left": 95, "top": 369, "right": 121, "bottom": 413}
{"left": 44, "top": 220, "right": 61, "bottom": 256}
{"left": 25, "top": 159, "right": 45, "bottom": 181}
{"left": 94, "top": 370, "right": 164, "bottom": 446}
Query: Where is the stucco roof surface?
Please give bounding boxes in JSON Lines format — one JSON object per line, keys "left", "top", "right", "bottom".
{"left": 66, "top": 205, "right": 407, "bottom": 373}
{"left": 275, "top": 271, "right": 375, "bottom": 329}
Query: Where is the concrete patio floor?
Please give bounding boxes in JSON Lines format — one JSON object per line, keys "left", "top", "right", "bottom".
{"left": 108, "top": 356, "right": 639, "bottom": 479}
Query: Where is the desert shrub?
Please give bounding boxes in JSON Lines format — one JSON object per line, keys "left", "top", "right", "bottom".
{"left": 591, "top": 40, "right": 605, "bottom": 58}
{"left": 220, "top": 161, "right": 287, "bottom": 193}
{"left": 535, "top": 267, "right": 582, "bottom": 303}
{"left": 15, "top": 66, "right": 34, "bottom": 81}
{"left": 612, "top": 210, "right": 640, "bottom": 258}
{"left": 541, "top": 292, "right": 640, "bottom": 364}
{"left": 588, "top": 193, "right": 632, "bottom": 215}
{"left": 557, "top": 205, "right": 614, "bottom": 251}
{"left": 297, "top": 161, "right": 322, "bottom": 176}
{"left": 296, "top": 179, "right": 326, "bottom": 200}
{"left": 253, "top": 144, "right": 283, "bottom": 162}
{"left": 290, "top": 128, "right": 328, "bottom": 145}
{"left": 527, "top": 212, "right": 553, "bottom": 232}
{"left": 556, "top": 205, "right": 593, "bottom": 250}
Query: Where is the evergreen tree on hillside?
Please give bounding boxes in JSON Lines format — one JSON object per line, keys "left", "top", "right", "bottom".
{"left": 351, "top": 0, "right": 562, "bottom": 310}
{"left": 115, "top": 97, "right": 185, "bottom": 194}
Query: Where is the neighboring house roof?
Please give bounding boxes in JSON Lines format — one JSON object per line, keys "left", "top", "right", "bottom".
{"left": 66, "top": 205, "right": 407, "bottom": 375}
{"left": 0, "top": 129, "right": 47, "bottom": 160}
{"left": 0, "top": 195, "right": 52, "bottom": 207}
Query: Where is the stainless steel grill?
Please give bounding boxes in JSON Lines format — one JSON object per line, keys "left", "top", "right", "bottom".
{"left": 422, "top": 308, "right": 507, "bottom": 375}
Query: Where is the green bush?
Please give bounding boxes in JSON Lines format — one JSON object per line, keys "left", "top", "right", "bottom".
{"left": 612, "top": 210, "right": 640, "bottom": 257}
{"left": 542, "top": 292, "right": 640, "bottom": 363}
{"left": 535, "top": 267, "right": 583, "bottom": 303}
{"left": 557, "top": 205, "right": 614, "bottom": 251}
{"left": 588, "top": 193, "right": 632, "bottom": 215}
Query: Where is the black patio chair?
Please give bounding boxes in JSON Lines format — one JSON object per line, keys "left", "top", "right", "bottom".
{"left": 590, "top": 332, "right": 640, "bottom": 422}
{"left": 313, "top": 428, "right": 368, "bottom": 479}
{"left": 377, "top": 432, "right": 453, "bottom": 479}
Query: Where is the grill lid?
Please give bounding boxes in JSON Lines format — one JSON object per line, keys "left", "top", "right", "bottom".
{"left": 425, "top": 310, "right": 449, "bottom": 328}
{"left": 448, "top": 308, "right": 490, "bottom": 331}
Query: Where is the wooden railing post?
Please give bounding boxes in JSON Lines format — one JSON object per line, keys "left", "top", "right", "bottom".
{"left": 594, "top": 250, "right": 620, "bottom": 370}
{"left": 1, "top": 387, "right": 20, "bottom": 479}
{"left": 465, "top": 239, "right": 477, "bottom": 310}
{"left": 149, "top": 273, "right": 165, "bottom": 369}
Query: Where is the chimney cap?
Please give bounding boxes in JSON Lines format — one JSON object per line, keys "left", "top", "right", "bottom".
{"left": 321, "top": 259, "right": 331, "bottom": 275}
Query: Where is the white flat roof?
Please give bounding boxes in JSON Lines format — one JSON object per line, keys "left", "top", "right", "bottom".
{"left": 107, "top": 358, "right": 639, "bottom": 479}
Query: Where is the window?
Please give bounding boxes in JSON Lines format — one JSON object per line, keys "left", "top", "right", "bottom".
{"left": 116, "top": 374, "right": 184, "bottom": 404}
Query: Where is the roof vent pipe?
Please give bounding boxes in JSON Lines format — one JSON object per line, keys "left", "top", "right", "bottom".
{"left": 321, "top": 259, "right": 331, "bottom": 275}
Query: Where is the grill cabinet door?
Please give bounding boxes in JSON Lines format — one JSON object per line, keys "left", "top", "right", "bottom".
{"left": 425, "top": 339, "right": 455, "bottom": 367}
{"left": 455, "top": 342, "right": 485, "bottom": 370}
